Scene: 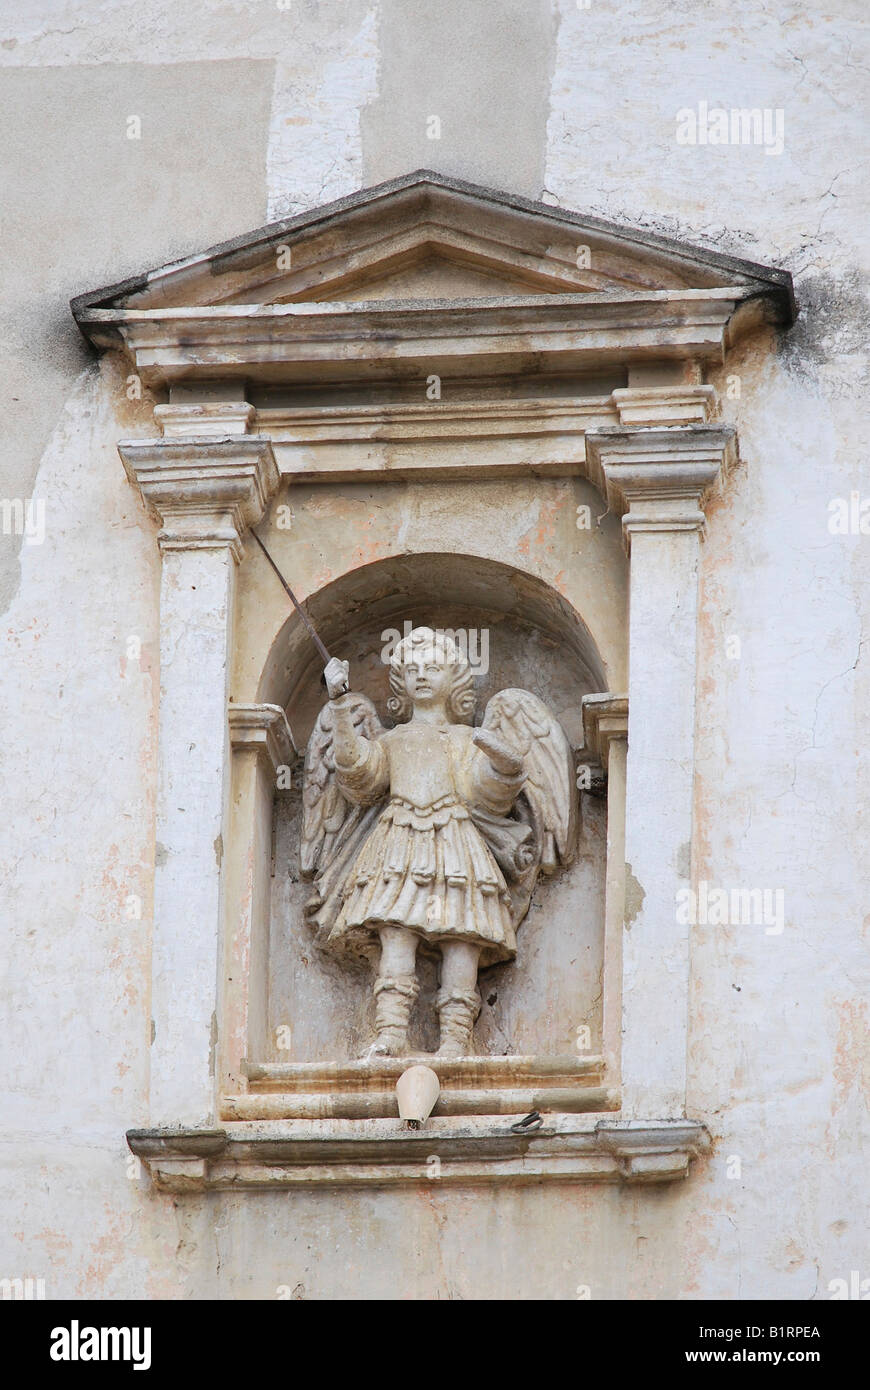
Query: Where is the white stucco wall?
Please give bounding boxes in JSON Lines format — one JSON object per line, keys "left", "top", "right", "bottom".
{"left": 1, "top": 0, "right": 867, "bottom": 1299}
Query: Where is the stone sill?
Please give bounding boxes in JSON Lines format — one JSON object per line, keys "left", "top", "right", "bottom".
{"left": 231, "top": 1053, "right": 612, "bottom": 1121}
{"left": 127, "top": 1118, "right": 710, "bottom": 1192}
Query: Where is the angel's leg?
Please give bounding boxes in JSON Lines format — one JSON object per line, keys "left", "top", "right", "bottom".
{"left": 435, "top": 941, "right": 481, "bottom": 1058}
{"left": 368, "top": 924, "right": 419, "bottom": 1058}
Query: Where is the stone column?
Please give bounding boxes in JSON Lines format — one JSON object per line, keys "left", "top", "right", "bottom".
{"left": 581, "top": 694, "right": 628, "bottom": 1086}
{"left": 587, "top": 400, "right": 733, "bottom": 1119}
{"left": 118, "top": 435, "right": 278, "bottom": 1127}
{"left": 220, "top": 704, "right": 296, "bottom": 1102}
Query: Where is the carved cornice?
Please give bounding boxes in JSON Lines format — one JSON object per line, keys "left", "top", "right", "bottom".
{"left": 79, "top": 292, "right": 749, "bottom": 391}
{"left": 117, "top": 436, "right": 279, "bottom": 561}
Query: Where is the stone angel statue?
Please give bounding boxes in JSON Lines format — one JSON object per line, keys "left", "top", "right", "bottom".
{"left": 301, "top": 627, "right": 577, "bottom": 1059}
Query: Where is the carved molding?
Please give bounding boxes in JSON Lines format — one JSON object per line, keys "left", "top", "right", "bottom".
{"left": 233, "top": 1053, "right": 612, "bottom": 1121}
{"left": 154, "top": 402, "right": 255, "bottom": 438}
{"left": 78, "top": 293, "right": 751, "bottom": 391}
{"left": 256, "top": 397, "right": 616, "bottom": 482}
{"left": 126, "top": 1118, "right": 711, "bottom": 1191}
{"left": 611, "top": 384, "right": 717, "bottom": 426}
{"left": 235, "top": 400, "right": 735, "bottom": 495}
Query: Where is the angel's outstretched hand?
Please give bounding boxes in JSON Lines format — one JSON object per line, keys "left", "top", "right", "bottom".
{"left": 324, "top": 657, "right": 350, "bottom": 699}
{"left": 472, "top": 727, "right": 523, "bottom": 777}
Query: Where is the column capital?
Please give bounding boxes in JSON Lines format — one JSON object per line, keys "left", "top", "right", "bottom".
{"left": 118, "top": 436, "right": 279, "bottom": 561}
{"left": 581, "top": 692, "right": 629, "bottom": 772}
{"left": 229, "top": 702, "right": 297, "bottom": 772}
{"left": 585, "top": 424, "right": 735, "bottom": 545}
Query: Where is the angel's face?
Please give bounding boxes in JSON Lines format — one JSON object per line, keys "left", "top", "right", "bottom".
{"left": 402, "top": 646, "right": 452, "bottom": 706}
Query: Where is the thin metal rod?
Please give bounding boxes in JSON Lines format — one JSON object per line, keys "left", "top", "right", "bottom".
{"left": 250, "top": 530, "right": 332, "bottom": 666}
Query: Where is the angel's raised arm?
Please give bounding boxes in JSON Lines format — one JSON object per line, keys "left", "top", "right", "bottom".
{"left": 301, "top": 690, "right": 386, "bottom": 878}
{"left": 321, "top": 656, "right": 379, "bottom": 778}
{"left": 330, "top": 692, "right": 389, "bottom": 806}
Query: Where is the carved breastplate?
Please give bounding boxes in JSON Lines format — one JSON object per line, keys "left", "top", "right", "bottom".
{"left": 384, "top": 724, "right": 463, "bottom": 806}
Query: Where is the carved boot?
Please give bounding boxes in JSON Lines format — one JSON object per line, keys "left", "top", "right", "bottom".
{"left": 368, "top": 974, "right": 419, "bottom": 1057}
{"left": 435, "top": 987, "right": 481, "bottom": 1059}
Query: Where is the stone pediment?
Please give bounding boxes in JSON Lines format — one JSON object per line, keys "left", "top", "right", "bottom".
{"left": 72, "top": 171, "right": 794, "bottom": 390}
{"left": 73, "top": 168, "right": 795, "bottom": 311}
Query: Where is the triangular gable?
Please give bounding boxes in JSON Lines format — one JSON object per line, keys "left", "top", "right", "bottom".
{"left": 72, "top": 169, "right": 795, "bottom": 322}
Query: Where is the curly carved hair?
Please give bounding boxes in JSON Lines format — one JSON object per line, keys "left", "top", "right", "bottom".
{"left": 387, "top": 626, "right": 476, "bottom": 724}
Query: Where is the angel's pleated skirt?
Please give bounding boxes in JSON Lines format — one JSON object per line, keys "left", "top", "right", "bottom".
{"left": 329, "top": 794, "right": 517, "bottom": 961}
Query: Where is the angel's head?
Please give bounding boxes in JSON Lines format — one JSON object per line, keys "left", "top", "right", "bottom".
{"left": 387, "top": 626, "right": 475, "bottom": 723}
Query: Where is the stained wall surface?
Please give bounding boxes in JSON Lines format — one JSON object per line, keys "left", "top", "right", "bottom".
{"left": 1, "top": 0, "right": 867, "bottom": 1300}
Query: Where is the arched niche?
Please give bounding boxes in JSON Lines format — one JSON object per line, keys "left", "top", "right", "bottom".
{"left": 249, "top": 553, "right": 609, "bottom": 1064}
{"left": 259, "top": 550, "right": 611, "bottom": 750}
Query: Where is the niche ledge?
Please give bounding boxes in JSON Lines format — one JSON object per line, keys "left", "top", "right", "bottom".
{"left": 126, "top": 1117, "right": 711, "bottom": 1191}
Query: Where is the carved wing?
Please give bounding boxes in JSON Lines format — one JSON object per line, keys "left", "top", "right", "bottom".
{"left": 482, "top": 688, "right": 577, "bottom": 873}
{"left": 301, "top": 693, "right": 385, "bottom": 877}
